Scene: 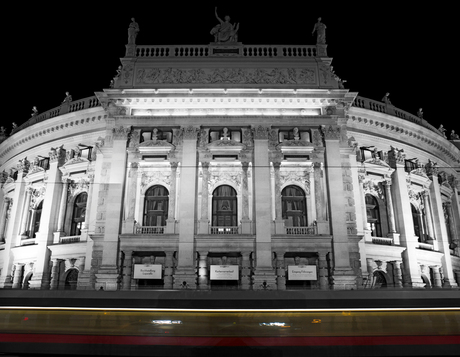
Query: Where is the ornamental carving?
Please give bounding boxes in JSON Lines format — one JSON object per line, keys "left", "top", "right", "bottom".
{"left": 68, "top": 178, "right": 90, "bottom": 198}
{"left": 122, "top": 64, "right": 134, "bottom": 84}
{"left": 362, "top": 180, "right": 384, "bottom": 201}
{"left": 241, "top": 128, "right": 253, "bottom": 147}
{"left": 424, "top": 159, "right": 439, "bottom": 177}
{"left": 208, "top": 171, "right": 242, "bottom": 190}
{"left": 320, "top": 125, "right": 341, "bottom": 140}
{"left": 198, "top": 129, "right": 209, "bottom": 148}
{"left": 30, "top": 186, "right": 46, "bottom": 208}
{"left": 112, "top": 126, "right": 131, "bottom": 140}
{"left": 312, "top": 129, "right": 323, "bottom": 147}
{"left": 17, "top": 157, "right": 30, "bottom": 173}
{"left": 128, "top": 130, "right": 140, "bottom": 148}
{"left": 172, "top": 129, "right": 183, "bottom": 146}
{"left": 268, "top": 129, "right": 278, "bottom": 147}
{"left": 136, "top": 67, "right": 317, "bottom": 85}
{"left": 141, "top": 170, "right": 171, "bottom": 190}
{"left": 49, "top": 145, "right": 65, "bottom": 162}
{"left": 448, "top": 174, "right": 459, "bottom": 190}
{"left": 0, "top": 170, "right": 8, "bottom": 184}
{"left": 253, "top": 125, "right": 270, "bottom": 140}
{"left": 388, "top": 146, "right": 406, "bottom": 166}
{"left": 28, "top": 157, "right": 45, "bottom": 175}
{"left": 279, "top": 170, "right": 310, "bottom": 195}
{"left": 318, "top": 64, "right": 330, "bottom": 84}
{"left": 182, "top": 126, "right": 199, "bottom": 140}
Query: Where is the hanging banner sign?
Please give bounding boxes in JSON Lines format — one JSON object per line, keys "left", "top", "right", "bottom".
{"left": 210, "top": 265, "right": 239, "bottom": 280}
{"left": 133, "top": 264, "right": 162, "bottom": 279}
{"left": 288, "top": 265, "right": 317, "bottom": 280}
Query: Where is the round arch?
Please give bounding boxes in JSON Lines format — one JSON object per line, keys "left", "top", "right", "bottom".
{"left": 281, "top": 185, "right": 308, "bottom": 227}
{"left": 212, "top": 185, "right": 238, "bottom": 227}
{"left": 143, "top": 185, "right": 169, "bottom": 226}
{"left": 63, "top": 268, "right": 79, "bottom": 290}
{"left": 372, "top": 270, "right": 388, "bottom": 288}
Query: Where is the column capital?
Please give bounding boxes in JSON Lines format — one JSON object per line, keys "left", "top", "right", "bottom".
{"left": 112, "top": 125, "right": 131, "bottom": 140}
{"left": 252, "top": 125, "right": 270, "bottom": 139}
{"left": 181, "top": 126, "right": 200, "bottom": 140}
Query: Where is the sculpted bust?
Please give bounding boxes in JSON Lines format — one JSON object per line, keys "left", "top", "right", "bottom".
{"left": 211, "top": 7, "right": 239, "bottom": 43}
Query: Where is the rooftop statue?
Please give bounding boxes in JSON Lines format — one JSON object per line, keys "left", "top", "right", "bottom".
{"left": 31, "top": 106, "right": 38, "bottom": 117}
{"left": 128, "top": 18, "right": 139, "bottom": 45}
{"left": 381, "top": 92, "right": 391, "bottom": 105}
{"left": 417, "top": 108, "right": 424, "bottom": 119}
{"left": 312, "top": 17, "right": 326, "bottom": 44}
{"left": 62, "top": 91, "right": 72, "bottom": 104}
{"left": 211, "top": 7, "right": 239, "bottom": 43}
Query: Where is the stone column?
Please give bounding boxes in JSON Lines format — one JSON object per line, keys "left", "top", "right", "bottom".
{"left": 322, "top": 125, "right": 356, "bottom": 289}
{"left": 19, "top": 188, "right": 32, "bottom": 237}
{"left": 445, "top": 203, "right": 457, "bottom": 246}
{"left": 388, "top": 148, "right": 424, "bottom": 288}
{"left": 53, "top": 178, "right": 69, "bottom": 243}
{"left": 240, "top": 251, "right": 252, "bottom": 290}
{"left": 174, "top": 126, "right": 199, "bottom": 289}
{"left": 431, "top": 265, "right": 442, "bottom": 288}
{"left": 384, "top": 180, "right": 399, "bottom": 243}
{"left": 0, "top": 167, "right": 27, "bottom": 289}
{"left": 313, "top": 161, "right": 328, "bottom": 234}
{"left": 96, "top": 125, "right": 129, "bottom": 291}
{"left": 275, "top": 251, "right": 286, "bottom": 290}
{"left": 273, "top": 162, "right": 284, "bottom": 234}
{"left": 12, "top": 263, "right": 25, "bottom": 289}
{"left": 241, "top": 162, "right": 252, "bottom": 234}
{"left": 122, "top": 251, "right": 132, "bottom": 291}
{"left": 198, "top": 162, "right": 209, "bottom": 234}
{"left": 30, "top": 147, "right": 66, "bottom": 290}
{"left": 422, "top": 191, "right": 435, "bottom": 243}
{"left": 0, "top": 198, "right": 11, "bottom": 242}
{"left": 392, "top": 261, "right": 403, "bottom": 288}
{"left": 318, "top": 252, "right": 329, "bottom": 290}
{"left": 308, "top": 167, "right": 316, "bottom": 225}
{"left": 428, "top": 169, "right": 457, "bottom": 287}
{"left": 448, "top": 177, "right": 460, "bottom": 256}
{"left": 198, "top": 251, "right": 208, "bottom": 289}
{"left": 122, "top": 161, "right": 138, "bottom": 234}
{"left": 165, "top": 162, "right": 178, "bottom": 234}
{"left": 163, "top": 251, "right": 174, "bottom": 289}
{"left": 251, "top": 126, "right": 276, "bottom": 289}
{"left": 49, "top": 259, "right": 61, "bottom": 290}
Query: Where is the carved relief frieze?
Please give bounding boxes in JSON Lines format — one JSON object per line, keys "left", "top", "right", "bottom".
{"left": 136, "top": 67, "right": 317, "bottom": 85}
{"left": 279, "top": 169, "right": 310, "bottom": 195}
{"left": 122, "top": 64, "right": 134, "bottom": 84}
{"left": 208, "top": 169, "right": 242, "bottom": 191}
{"left": 362, "top": 180, "right": 385, "bottom": 201}
{"left": 141, "top": 170, "right": 171, "bottom": 191}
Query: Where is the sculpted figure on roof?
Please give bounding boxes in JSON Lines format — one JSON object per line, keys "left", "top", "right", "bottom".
{"left": 211, "top": 7, "right": 239, "bottom": 43}
{"left": 128, "top": 18, "right": 139, "bottom": 45}
{"left": 312, "top": 17, "right": 327, "bottom": 44}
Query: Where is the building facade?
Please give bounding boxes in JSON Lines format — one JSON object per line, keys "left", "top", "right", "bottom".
{"left": 1, "top": 25, "right": 459, "bottom": 291}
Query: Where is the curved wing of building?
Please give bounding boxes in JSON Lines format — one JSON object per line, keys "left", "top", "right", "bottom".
{"left": 0, "top": 23, "right": 459, "bottom": 291}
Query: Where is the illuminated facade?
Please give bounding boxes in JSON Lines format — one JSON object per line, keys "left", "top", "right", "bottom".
{"left": 0, "top": 31, "right": 459, "bottom": 291}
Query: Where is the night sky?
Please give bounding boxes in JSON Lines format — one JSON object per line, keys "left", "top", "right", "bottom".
{"left": 6, "top": 3, "right": 459, "bottom": 137}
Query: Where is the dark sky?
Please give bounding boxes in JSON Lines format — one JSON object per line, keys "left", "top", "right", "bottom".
{"left": 7, "top": 3, "right": 458, "bottom": 136}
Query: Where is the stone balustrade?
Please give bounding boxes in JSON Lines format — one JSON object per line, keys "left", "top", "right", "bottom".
{"left": 60, "top": 235, "right": 81, "bottom": 244}
{"left": 10, "top": 96, "right": 100, "bottom": 136}
{"left": 352, "top": 96, "right": 441, "bottom": 136}
{"left": 210, "top": 226, "right": 240, "bottom": 235}
{"left": 135, "top": 44, "right": 318, "bottom": 58}
{"left": 371, "top": 237, "right": 393, "bottom": 245}
{"left": 135, "top": 226, "right": 165, "bottom": 235}
{"left": 285, "top": 226, "right": 317, "bottom": 235}
{"left": 418, "top": 242, "right": 435, "bottom": 251}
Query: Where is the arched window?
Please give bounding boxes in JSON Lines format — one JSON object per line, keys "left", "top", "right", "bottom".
{"left": 365, "top": 194, "right": 382, "bottom": 237}
{"left": 64, "top": 269, "right": 79, "bottom": 290}
{"left": 71, "top": 192, "right": 87, "bottom": 236}
{"left": 31, "top": 201, "right": 43, "bottom": 238}
{"left": 282, "top": 186, "right": 307, "bottom": 227}
{"left": 212, "top": 185, "right": 237, "bottom": 226}
{"left": 143, "top": 185, "right": 169, "bottom": 226}
{"left": 411, "top": 204, "right": 421, "bottom": 240}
